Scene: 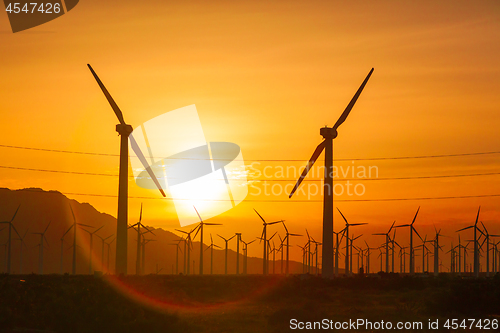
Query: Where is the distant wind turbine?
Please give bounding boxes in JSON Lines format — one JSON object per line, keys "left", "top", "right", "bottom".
{"left": 394, "top": 207, "right": 422, "bottom": 275}
{"left": 32, "top": 222, "right": 51, "bottom": 274}
{"left": 254, "top": 209, "right": 281, "bottom": 275}
{"left": 0, "top": 205, "right": 21, "bottom": 274}
{"left": 82, "top": 225, "right": 104, "bottom": 274}
{"left": 337, "top": 208, "right": 367, "bottom": 276}
{"left": 192, "top": 206, "right": 221, "bottom": 275}
{"left": 218, "top": 233, "right": 236, "bottom": 275}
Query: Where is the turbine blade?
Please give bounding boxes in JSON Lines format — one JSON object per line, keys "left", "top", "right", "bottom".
{"left": 289, "top": 140, "right": 325, "bottom": 198}
{"left": 332, "top": 68, "right": 374, "bottom": 130}
{"left": 193, "top": 206, "right": 203, "bottom": 223}
{"left": 254, "top": 209, "right": 266, "bottom": 223}
{"left": 87, "top": 64, "right": 126, "bottom": 125}
{"left": 43, "top": 221, "right": 51, "bottom": 234}
{"left": 129, "top": 133, "right": 166, "bottom": 197}
{"left": 9, "top": 205, "right": 21, "bottom": 222}
{"left": 413, "top": 227, "right": 423, "bottom": 241}
{"left": 388, "top": 221, "right": 396, "bottom": 233}
{"left": 337, "top": 208, "right": 349, "bottom": 224}
{"left": 411, "top": 207, "right": 420, "bottom": 225}
{"left": 139, "top": 203, "right": 143, "bottom": 222}
{"left": 278, "top": 221, "right": 287, "bottom": 234}
{"left": 456, "top": 226, "right": 474, "bottom": 232}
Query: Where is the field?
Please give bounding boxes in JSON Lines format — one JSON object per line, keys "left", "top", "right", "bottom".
{"left": 1, "top": 273, "right": 500, "bottom": 332}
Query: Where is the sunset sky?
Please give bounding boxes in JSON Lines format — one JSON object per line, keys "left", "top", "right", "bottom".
{"left": 1, "top": 0, "right": 499, "bottom": 262}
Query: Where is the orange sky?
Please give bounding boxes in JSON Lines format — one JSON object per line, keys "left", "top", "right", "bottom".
{"left": 1, "top": 0, "right": 499, "bottom": 263}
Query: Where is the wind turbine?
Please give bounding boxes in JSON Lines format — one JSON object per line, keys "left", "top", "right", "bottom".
{"left": 337, "top": 208, "right": 367, "bottom": 276}
{"left": 241, "top": 239, "right": 256, "bottom": 274}
{"left": 280, "top": 220, "right": 301, "bottom": 276}
{"left": 33, "top": 222, "right": 50, "bottom": 274}
{"left": 16, "top": 227, "right": 29, "bottom": 274}
{"left": 105, "top": 237, "right": 115, "bottom": 273}
{"left": 432, "top": 227, "right": 446, "bottom": 276}
{"left": 87, "top": 65, "right": 166, "bottom": 275}
{"left": 333, "top": 228, "right": 345, "bottom": 277}
{"left": 82, "top": 225, "right": 104, "bottom": 274}
{"left": 96, "top": 234, "right": 113, "bottom": 272}
{"left": 349, "top": 234, "right": 362, "bottom": 275}
{"left": 235, "top": 232, "right": 242, "bottom": 274}
{"left": 372, "top": 221, "right": 396, "bottom": 273}
{"left": 288, "top": 69, "right": 374, "bottom": 278}
{"left": 168, "top": 238, "right": 183, "bottom": 274}
{"left": 68, "top": 205, "right": 94, "bottom": 275}
{"left": 192, "top": 207, "right": 221, "bottom": 275}
{"left": 0, "top": 205, "right": 21, "bottom": 274}
{"left": 141, "top": 238, "right": 156, "bottom": 274}
{"left": 129, "top": 204, "right": 154, "bottom": 275}
{"left": 204, "top": 234, "right": 221, "bottom": 274}
{"left": 175, "top": 227, "right": 196, "bottom": 275}
{"left": 254, "top": 209, "right": 281, "bottom": 275}
{"left": 480, "top": 221, "right": 500, "bottom": 277}
{"left": 456, "top": 207, "right": 483, "bottom": 278}
{"left": 364, "top": 240, "right": 376, "bottom": 274}
{"left": 394, "top": 208, "right": 422, "bottom": 275}
{"left": 218, "top": 234, "right": 236, "bottom": 275}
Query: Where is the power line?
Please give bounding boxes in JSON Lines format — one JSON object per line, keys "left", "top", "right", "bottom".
{"left": 1, "top": 143, "right": 499, "bottom": 162}
{"left": 15, "top": 188, "right": 500, "bottom": 202}
{"left": 1, "top": 164, "right": 499, "bottom": 182}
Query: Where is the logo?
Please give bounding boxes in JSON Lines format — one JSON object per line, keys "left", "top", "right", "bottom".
{"left": 130, "top": 105, "right": 248, "bottom": 226}
{"left": 3, "top": 1, "right": 78, "bottom": 33}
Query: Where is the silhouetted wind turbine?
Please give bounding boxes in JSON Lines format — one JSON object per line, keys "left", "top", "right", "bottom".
{"left": 129, "top": 204, "right": 154, "bottom": 275}
{"left": 88, "top": 65, "right": 166, "bottom": 275}
{"left": 33, "top": 222, "right": 50, "bottom": 274}
{"left": 333, "top": 228, "right": 345, "bottom": 276}
{"left": 16, "top": 227, "right": 29, "bottom": 274}
{"left": 218, "top": 234, "right": 236, "bottom": 275}
{"left": 241, "top": 239, "right": 255, "bottom": 274}
{"left": 280, "top": 220, "right": 301, "bottom": 276}
{"left": 205, "top": 234, "right": 221, "bottom": 274}
{"left": 96, "top": 234, "right": 112, "bottom": 272}
{"left": 288, "top": 69, "right": 374, "bottom": 278}
{"left": 394, "top": 207, "right": 422, "bottom": 275}
{"left": 0, "top": 205, "right": 21, "bottom": 274}
{"left": 169, "top": 238, "right": 183, "bottom": 275}
{"left": 141, "top": 238, "right": 155, "bottom": 274}
{"left": 337, "top": 208, "right": 367, "bottom": 276}
{"left": 68, "top": 205, "right": 94, "bottom": 275}
{"left": 175, "top": 227, "right": 196, "bottom": 275}
{"left": 480, "top": 221, "right": 500, "bottom": 277}
{"left": 105, "top": 237, "right": 115, "bottom": 273}
{"left": 372, "top": 221, "right": 395, "bottom": 273}
{"left": 254, "top": 209, "right": 281, "bottom": 275}
{"left": 82, "top": 225, "right": 104, "bottom": 274}
{"left": 456, "top": 207, "right": 483, "bottom": 277}
{"left": 192, "top": 206, "right": 221, "bottom": 275}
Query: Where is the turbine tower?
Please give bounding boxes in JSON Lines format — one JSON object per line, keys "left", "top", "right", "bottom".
{"left": 88, "top": 64, "right": 166, "bottom": 275}
{"left": 0, "top": 205, "right": 21, "bottom": 274}
{"left": 288, "top": 69, "right": 374, "bottom": 278}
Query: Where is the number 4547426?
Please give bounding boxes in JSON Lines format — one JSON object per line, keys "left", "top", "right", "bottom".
{"left": 5, "top": 3, "right": 61, "bottom": 14}
{"left": 444, "top": 319, "right": 499, "bottom": 330}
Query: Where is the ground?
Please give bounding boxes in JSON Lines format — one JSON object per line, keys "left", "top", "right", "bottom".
{"left": 1, "top": 273, "right": 499, "bottom": 332}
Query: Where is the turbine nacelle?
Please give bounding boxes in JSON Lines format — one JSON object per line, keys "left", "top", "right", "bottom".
{"left": 320, "top": 127, "right": 338, "bottom": 139}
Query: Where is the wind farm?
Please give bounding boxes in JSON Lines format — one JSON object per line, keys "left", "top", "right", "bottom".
{"left": 1, "top": 0, "right": 500, "bottom": 332}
